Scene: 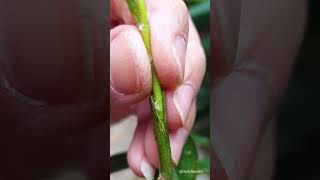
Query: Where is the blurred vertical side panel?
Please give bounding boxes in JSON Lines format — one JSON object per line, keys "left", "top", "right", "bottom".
{"left": 0, "top": 0, "right": 108, "bottom": 179}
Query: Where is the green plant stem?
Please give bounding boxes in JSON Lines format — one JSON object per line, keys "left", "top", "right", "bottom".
{"left": 125, "top": 0, "right": 173, "bottom": 179}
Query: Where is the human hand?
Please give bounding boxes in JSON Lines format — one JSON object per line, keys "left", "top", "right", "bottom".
{"left": 110, "top": 0, "right": 206, "bottom": 178}
{"left": 212, "top": 0, "right": 306, "bottom": 179}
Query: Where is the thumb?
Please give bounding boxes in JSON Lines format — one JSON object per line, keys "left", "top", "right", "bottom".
{"left": 110, "top": 25, "right": 151, "bottom": 121}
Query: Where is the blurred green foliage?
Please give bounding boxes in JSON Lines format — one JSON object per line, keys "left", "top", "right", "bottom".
{"left": 174, "top": 136, "right": 198, "bottom": 180}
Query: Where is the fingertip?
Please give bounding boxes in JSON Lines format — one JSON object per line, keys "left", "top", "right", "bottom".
{"left": 110, "top": 25, "right": 152, "bottom": 106}
{"left": 111, "top": 25, "right": 151, "bottom": 95}
{"left": 183, "top": 18, "right": 206, "bottom": 98}
{"left": 144, "top": 121, "right": 191, "bottom": 168}
{"left": 140, "top": 158, "right": 156, "bottom": 180}
{"left": 127, "top": 122, "right": 148, "bottom": 177}
{"left": 149, "top": 0, "right": 189, "bottom": 90}
{"left": 165, "top": 91, "right": 184, "bottom": 130}
{"left": 173, "top": 83, "right": 196, "bottom": 124}
{"left": 169, "top": 128, "right": 189, "bottom": 166}
{"left": 144, "top": 123, "right": 160, "bottom": 168}
{"left": 163, "top": 83, "right": 196, "bottom": 131}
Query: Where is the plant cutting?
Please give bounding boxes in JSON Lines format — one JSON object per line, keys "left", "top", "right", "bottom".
{"left": 125, "top": 0, "right": 173, "bottom": 179}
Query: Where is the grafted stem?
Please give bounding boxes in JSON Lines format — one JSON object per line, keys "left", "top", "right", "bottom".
{"left": 125, "top": 0, "right": 173, "bottom": 179}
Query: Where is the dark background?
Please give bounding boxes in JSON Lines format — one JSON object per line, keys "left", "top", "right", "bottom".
{"left": 275, "top": 0, "right": 320, "bottom": 179}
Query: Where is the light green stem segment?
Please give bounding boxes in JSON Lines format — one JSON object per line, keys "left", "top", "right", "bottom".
{"left": 126, "top": 0, "right": 173, "bottom": 179}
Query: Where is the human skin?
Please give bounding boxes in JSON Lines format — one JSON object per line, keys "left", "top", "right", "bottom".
{"left": 110, "top": 0, "right": 206, "bottom": 178}
{"left": 0, "top": 0, "right": 107, "bottom": 179}
{"left": 212, "top": 0, "right": 306, "bottom": 179}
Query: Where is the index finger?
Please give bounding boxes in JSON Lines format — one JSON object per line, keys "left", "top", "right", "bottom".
{"left": 111, "top": 0, "right": 189, "bottom": 90}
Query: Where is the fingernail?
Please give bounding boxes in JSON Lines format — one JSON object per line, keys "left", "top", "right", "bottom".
{"left": 172, "top": 148, "right": 178, "bottom": 167}
{"left": 172, "top": 36, "right": 187, "bottom": 78}
{"left": 173, "top": 84, "right": 195, "bottom": 126}
{"left": 110, "top": 61, "right": 138, "bottom": 95}
{"left": 170, "top": 128, "right": 187, "bottom": 166}
{"left": 140, "top": 160, "right": 155, "bottom": 180}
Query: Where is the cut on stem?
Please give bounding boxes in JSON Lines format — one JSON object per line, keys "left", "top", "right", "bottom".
{"left": 125, "top": 0, "right": 173, "bottom": 180}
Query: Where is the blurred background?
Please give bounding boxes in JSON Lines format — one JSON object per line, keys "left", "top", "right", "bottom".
{"left": 275, "top": 0, "right": 320, "bottom": 179}
{"left": 110, "top": 0, "right": 211, "bottom": 179}
{"left": 0, "top": 0, "right": 107, "bottom": 179}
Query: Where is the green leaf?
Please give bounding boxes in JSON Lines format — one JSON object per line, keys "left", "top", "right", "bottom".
{"left": 198, "top": 158, "right": 211, "bottom": 175}
{"left": 190, "top": 133, "right": 210, "bottom": 149}
{"left": 175, "top": 136, "right": 198, "bottom": 180}
{"left": 201, "top": 35, "right": 210, "bottom": 58}
{"left": 189, "top": 0, "right": 210, "bottom": 31}
{"left": 185, "top": 0, "right": 209, "bottom": 8}
{"left": 189, "top": 0, "right": 210, "bottom": 18}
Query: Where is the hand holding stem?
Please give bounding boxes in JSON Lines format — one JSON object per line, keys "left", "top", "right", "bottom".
{"left": 126, "top": 0, "right": 173, "bottom": 179}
